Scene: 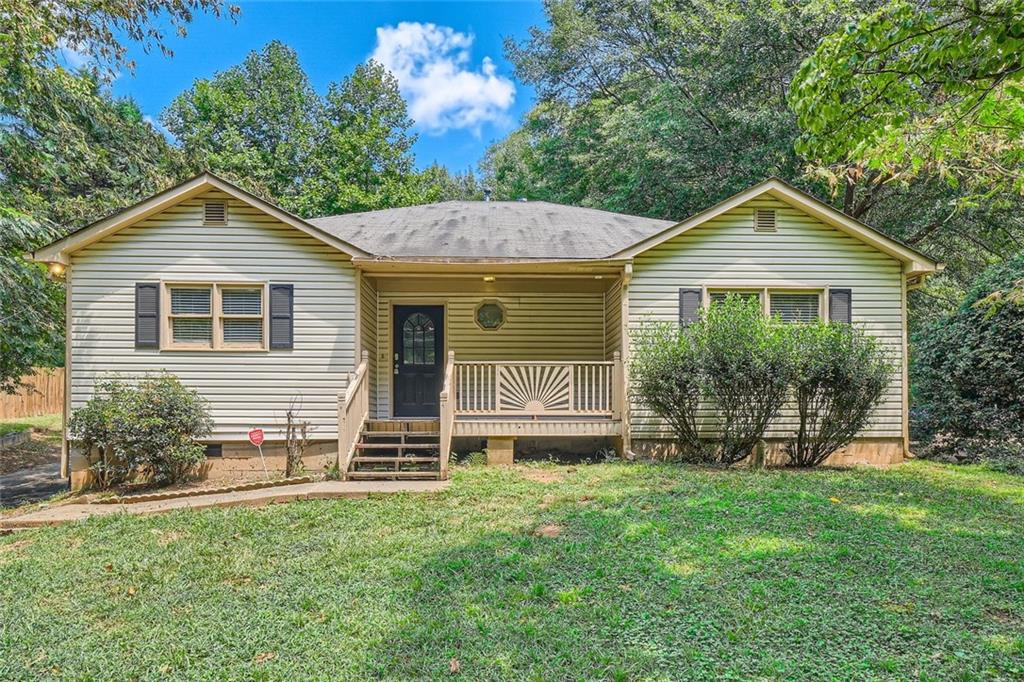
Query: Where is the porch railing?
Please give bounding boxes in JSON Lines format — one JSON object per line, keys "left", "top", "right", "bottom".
{"left": 454, "top": 353, "right": 621, "bottom": 417}
{"left": 438, "top": 351, "right": 456, "bottom": 479}
{"left": 338, "top": 350, "right": 370, "bottom": 479}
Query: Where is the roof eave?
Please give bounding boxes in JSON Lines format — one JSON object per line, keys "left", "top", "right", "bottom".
{"left": 611, "top": 178, "right": 942, "bottom": 274}
{"left": 31, "top": 172, "right": 370, "bottom": 264}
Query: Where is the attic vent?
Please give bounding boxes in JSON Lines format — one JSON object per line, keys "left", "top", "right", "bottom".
{"left": 203, "top": 200, "right": 227, "bottom": 225}
{"left": 753, "top": 208, "right": 777, "bottom": 232}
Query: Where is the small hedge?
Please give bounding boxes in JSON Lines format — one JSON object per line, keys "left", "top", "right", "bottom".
{"left": 632, "top": 295, "right": 890, "bottom": 466}
{"left": 69, "top": 374, "right": 213, "bottom": 488}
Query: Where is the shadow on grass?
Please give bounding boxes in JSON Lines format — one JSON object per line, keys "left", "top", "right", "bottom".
{"left": 356, "top": 464, "right": 1024, "bottom": 680}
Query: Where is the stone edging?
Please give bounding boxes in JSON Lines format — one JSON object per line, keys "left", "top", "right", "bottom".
{"left": 0, "top": 430, "right": 31, "bottom": 451}
{"left": 91, "top": 475, "right": 317, "bottom": 505}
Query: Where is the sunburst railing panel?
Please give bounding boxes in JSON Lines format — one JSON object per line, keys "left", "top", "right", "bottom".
{"left": 454, "top": 361, "right": 615, "bottom": 416}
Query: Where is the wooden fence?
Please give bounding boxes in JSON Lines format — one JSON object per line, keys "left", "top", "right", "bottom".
{"left": 0, "top": 368, "right": 64, "bottom": 419}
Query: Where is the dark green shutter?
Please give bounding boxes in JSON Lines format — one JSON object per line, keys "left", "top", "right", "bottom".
{"left": 678, "top": 288, "right": 702, "bottom": 326}
{"left": 269, "top": 283, "right": 294, "bottom": 349}
{"left": 829, "top": 288, "right": 852, "bottom": 324}
{"left": 135, "top": 282, "right": 160, "bottom": 348}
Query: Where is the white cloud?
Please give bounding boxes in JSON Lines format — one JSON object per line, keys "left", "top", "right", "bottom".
{"left": 370, "top": 22, "right": 516, "bottom": 134}
{"left": 58, "top": 41, "right": 90, "bottom": 70}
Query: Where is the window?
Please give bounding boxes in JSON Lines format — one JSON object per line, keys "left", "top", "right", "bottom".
{"left": 475, "top": 301, "right": 505, "bottom": 330}
{"left": 709, "top": 290, "right": 762, "bottom": 307}
{"left": 704, "top": 287, "right": 823, "bottom": 324}
{"left": 402, "top": 313, "right": 435, "bottom": 365}
{"left": 164, "top": 283, "right": 266, "bottom": 350}
{"left": 169, "top": 286, "right": 213, "bottom": 346}
{"left": 769, "top": 292, "right": 820, "bottom": 323}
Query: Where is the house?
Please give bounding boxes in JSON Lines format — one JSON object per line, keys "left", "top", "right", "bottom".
{"left": 33, "top": 173, "right": 940, "bottom": 489}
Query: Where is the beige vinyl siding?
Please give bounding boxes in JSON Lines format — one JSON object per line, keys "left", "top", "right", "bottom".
{"left": 628, "top": 196, "right": 905, "bottom": 440}
{"left": 371, "top": 277, "right": 607, "bottom": 419}
{"left": 69, "top": 190, "right": 356, "bottom": 441}
{"left": 604, "top": 280, "right": 622, "bottom": 359}
{"left": 359, "top": 274, "right": 378, "bottom": 413}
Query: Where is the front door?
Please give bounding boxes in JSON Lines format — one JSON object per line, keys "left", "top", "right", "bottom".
{"left": 393, "top": 305, "right": 444, "bottom": 417}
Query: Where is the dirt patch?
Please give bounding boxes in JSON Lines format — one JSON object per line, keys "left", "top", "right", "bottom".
{"left": 0, "top": 538, "right": 33, "bottom": 553}
{"left": 533, "top": 523, "right": 563, "bottom": 538}
{"left": 520, "top": 468, "right": 564, "bottom": 484}
{"left": 151, "top": 529, "right": 188, "bottom": 546}
{"left": 0, "top": 434, "right": 61, "bottom": 475}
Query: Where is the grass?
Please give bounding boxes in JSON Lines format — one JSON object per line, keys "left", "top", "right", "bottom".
{"left": 1, "top": 461, "right": 1022, "bottom": 680}
{"left": 0, "top": 413, "right": 62, "bottom": 441}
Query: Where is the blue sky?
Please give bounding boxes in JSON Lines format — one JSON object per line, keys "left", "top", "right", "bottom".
{"left": 104, "top": 1, "right": 546, "bottom": 172}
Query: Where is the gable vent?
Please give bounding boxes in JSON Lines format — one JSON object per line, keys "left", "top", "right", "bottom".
{"left": 203, "top": 200, "right": 227, "bottom": 225}
{"left": 753, "top": 208, "right": 777, "bottom": 232}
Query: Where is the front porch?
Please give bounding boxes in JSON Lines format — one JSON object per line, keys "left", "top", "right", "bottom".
{"left": 337, "top": 269, "right": 629, "bottom": 479}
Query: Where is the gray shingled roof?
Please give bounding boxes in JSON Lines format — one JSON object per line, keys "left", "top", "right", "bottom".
{"left": 308, "top": 201, "right": 676, "bottom": 259}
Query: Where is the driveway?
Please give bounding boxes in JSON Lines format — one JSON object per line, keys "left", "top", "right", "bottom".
{"left": 0, "top": 461, "right": 68, "bottom": 508}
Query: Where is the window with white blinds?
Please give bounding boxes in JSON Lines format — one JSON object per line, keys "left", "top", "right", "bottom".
{"left": 769, "top": 292, "right": 820, "bottom": 323}
{"left": 164, "top": 283, "right": 265, "bottom": 349}
{"left": 220, "top": 287, "right": 263, "bottom": 345}
{"left": 169, "top": 286, "right": 213, "bottom": 345}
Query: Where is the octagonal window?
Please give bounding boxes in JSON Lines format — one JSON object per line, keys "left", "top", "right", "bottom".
{"left": 475, "top": 302, "right": 505, "bottom": 330}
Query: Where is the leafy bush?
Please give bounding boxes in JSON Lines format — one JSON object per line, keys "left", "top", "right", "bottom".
{"left": 913, "top": 255, "right": 1024, "bottom": 471}
{"left": 694, "top": 295, "right": 791, "bottom": 464}
{"left": 69, "top": 374, "right": 213, "bottom": 488}
{"left": 785, "top": 322, "right": 890, "bottom": 467}
{"left": 631, "top": 321, "right": 708, "bottom": 461}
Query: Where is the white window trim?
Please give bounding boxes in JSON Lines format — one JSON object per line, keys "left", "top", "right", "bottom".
{"left": 161, "top": 281, "right": 269, "bottom": 351}
{"left": 703, "top": 285, "right": 829, "bottom": 321}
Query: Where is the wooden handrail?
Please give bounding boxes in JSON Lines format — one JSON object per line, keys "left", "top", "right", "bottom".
{"left": 438, "top": 350, "right": 455, "bottom": 479}
{"left": 338, "top": 350, "right": 370, "bottom": 479}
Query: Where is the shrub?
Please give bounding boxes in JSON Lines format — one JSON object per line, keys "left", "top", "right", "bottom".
{"left": 69, "top": 374, "right": 213, "bottom": 488}
{"left": 694, "top": 295, "right": 791, "bottom": 464}
{"left": 631, "top": 321, "right": 709, "bottom": 461}
{"left": 785, "top": 322, "right": 890, "bottom": 467}
{"left": 913, "top": 255, "right": 1024, "bottom": 470}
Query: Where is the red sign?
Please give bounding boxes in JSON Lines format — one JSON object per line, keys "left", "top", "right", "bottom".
{"left": 248, "top": 428, "right": 264, "bottom": 447}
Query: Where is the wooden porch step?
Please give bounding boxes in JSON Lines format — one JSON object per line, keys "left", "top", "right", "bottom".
{"left": 352, "top": 456, "right": 439, "bottom": 463}
{"left": 358, "top": 440, "right": 438, "bottom": 446}
{"left": 360, "top": 431, "right": 440, "bottom": 438}
{"left": 347, "top": 470, "right": 441, "bottom": 480}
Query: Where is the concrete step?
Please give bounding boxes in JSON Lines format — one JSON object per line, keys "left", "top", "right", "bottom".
{"left": 347, "top": 470, "right": 441, "bottom": 480}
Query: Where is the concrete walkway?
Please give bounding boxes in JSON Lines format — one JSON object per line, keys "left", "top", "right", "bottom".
{"left": 0, "top": 479, "right": 449, "bottom": 529}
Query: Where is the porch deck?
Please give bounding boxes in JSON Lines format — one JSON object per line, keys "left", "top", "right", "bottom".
{"left": 338, "top": 352, "right": 624, "bottom": 479}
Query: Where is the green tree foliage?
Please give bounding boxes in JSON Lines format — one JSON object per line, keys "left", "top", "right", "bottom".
{"left": 791, "top": 0, "right": 1024, "bottom": 202}
{"left": 489, "top": 0, "right": 873, "bottom": 217}
{"left": 162, "top": 40, "right": 322, "bottom": 209}
{"left": 0, "top": 0, "right": 233, "bottom": 390}
{"left": 0, "top": 212, "right": 64, "bottom": 393}
{"left": 913, "top": 254, "right": 1024, "bottom": 470}
{"left": 296, "top": 61, "right": 423, "bottom": 215}
{"left": 419, "top": 164, "right": 484, "bottom": 202}
{"left": 69, "top": 374, "right": 214, "bottom": 488}
{"left": 786, "top": 322, "right": 890, "bottom": 467}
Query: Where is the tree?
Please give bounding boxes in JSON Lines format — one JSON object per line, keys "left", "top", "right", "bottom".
{"left": 0, "top": 0, "right": 232, "bottom": 390}
{"left": 912, "top": 254, "right": 1024, "bottom": 469}
{"left": 0, "top": 212, "right": 64, "bottom": 393}
{"left": 490, "top": 0, "right": 876, "bottom": 217}
{"left": 162, "top": 41, "right": 322, "bottom": 209}
{"left": 419, "top": 164, "right": 484, "bottom": 202}
{"left": 295, "top": 61, "right": 424, "bottom": 216}
{"left": 790, "top": 0, "right": 1024, "bottom": 206}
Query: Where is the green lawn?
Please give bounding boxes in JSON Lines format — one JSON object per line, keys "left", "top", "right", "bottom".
{"left": 0, "top": 413, "right": 62, "bottom": 440}
{"left": 2, "top": 461, "right": 1022, "bottom": 680}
